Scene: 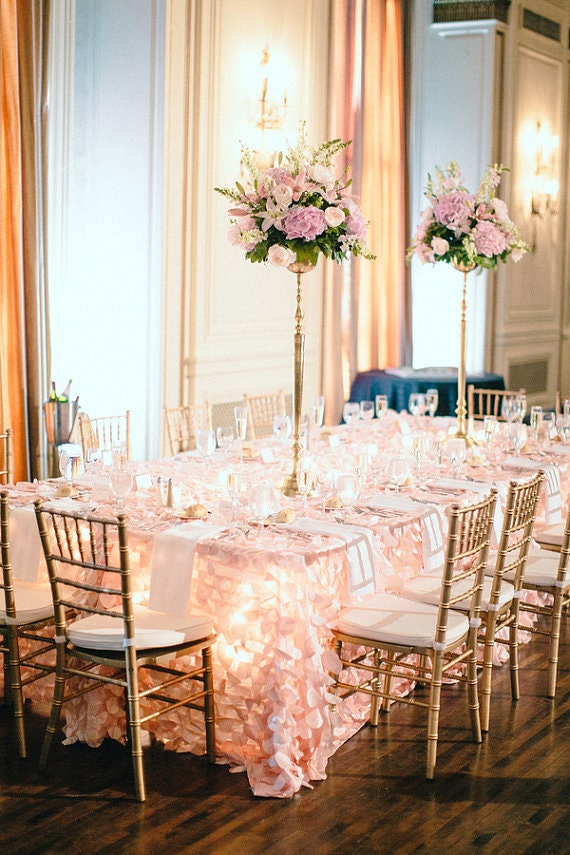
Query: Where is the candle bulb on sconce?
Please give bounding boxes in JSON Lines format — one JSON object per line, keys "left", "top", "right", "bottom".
{"left": 250, "top": 46, "right": 288, "bottom": 170}
{"left": 529, "top": 119, "right": 559, "bottom": 250}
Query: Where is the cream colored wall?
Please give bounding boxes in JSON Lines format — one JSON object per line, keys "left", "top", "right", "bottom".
{"left": 162, "top": 0, "right": 332, "bottom": 433}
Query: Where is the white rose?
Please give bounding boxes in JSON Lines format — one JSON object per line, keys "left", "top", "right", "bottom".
{"left": 268, "top": 244, "right": 295, "bottom": 267}
{"left": 308, "top": 164, "right": 334, "bottom": 185}
{"left": 273, "top": 183, "right": 293, "bottom": 209}
{"left": 324, "top": 207, "right": 346, "bottom": 228}
{"left": 431, "top": 237, "right": 449, "bottom": 256}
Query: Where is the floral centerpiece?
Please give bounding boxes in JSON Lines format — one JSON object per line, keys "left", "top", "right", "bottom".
{"left": 407, "top": 161, "right": 530, "bottom": 269}
{"left": 215, "top": 122, "right": 374, "bottom": 269}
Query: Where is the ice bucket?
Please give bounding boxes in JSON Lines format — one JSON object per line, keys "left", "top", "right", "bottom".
{"left": 43, "top": 400, "right": 79, "bottom": 446}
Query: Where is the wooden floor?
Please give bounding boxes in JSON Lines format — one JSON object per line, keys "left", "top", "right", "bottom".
{"left": 3, "top": 618, "right": 570, "bottom": 855}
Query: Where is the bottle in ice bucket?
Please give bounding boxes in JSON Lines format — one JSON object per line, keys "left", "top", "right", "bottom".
{"left": 49, "top": 381, "right": 58, "bottom": 402}
{"left": 58, "top": 378, "right": 72, "bottom": 403}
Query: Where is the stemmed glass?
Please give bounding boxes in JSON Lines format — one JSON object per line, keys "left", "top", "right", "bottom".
{"left": 445, "top": 438, "right": 467, "bottom": 476}
{"left": 335, "top": 473, "right": 360, "bottom": 520}
{"left": 196, "top": 429, "right": 216, "bottom": 472}
{"left": 58, "top": 446, "right": 82, "bottom": 486}
{"left": 501, "top": 395, "right": 518, "bottom": 424}
{"left": 109, "top": 464, "right": 133, "bottom": 512}
{"left": 234, "top": 406, "right": 248, "bottom": 463}
{"left": 296, "top": 460, "right": 314, "bottom": 517}
{"left": 375, "top": 395, "right": 388, "bottom": 420}
{"left": 248, "top": 484, "right": 274, "bottom": 534}
{"left": 216, "top": 426, "right": 234, "bottom": 457}
{"left": 514, "top": 393, "right": 527, "bottom": 423}
{"left": 342, "top": 402, "right": 360, "bottom": 427}
{"left": 273, "top": 414, "right": 292, "bottom": 444}
{"left": 387, "top": 456, "right": 410, "bottom": 493}
{"left": 359, "top": 400, "right": 375, "bottom": 421}
{"left": 227, "top": 469, "right": 241, "bottom": 521}
{"left": 483, "top": 415, "right": 498, "bottom": 449}
{"left": 509, "top": 423, "right": 527, "bottom": 454}
{"left": 408, "top": 393, "right": 425, "bottom": 419}
{"left": 85, "top": 447, "right": 104, "bottom": 488}
{"left": 311, "top": 395, "right": 325, "bottom": 429}
{"left": 412, "top": 431, "right": 428, "bottom": 475}
{"left": 557, "top": 414, "right": 570, "bottom": 444}
{"left": 425, "top": 389, "right": 439, "bottom": 419}
{"left": 530, "top": 406, "right": 543, "bottom": 440}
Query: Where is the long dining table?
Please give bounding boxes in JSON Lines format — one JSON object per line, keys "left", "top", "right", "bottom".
{"left": 3, "top": 410, "right": 569, "bottom": 797}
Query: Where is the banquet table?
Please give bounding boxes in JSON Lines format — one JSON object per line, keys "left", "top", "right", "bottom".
{"left": 349, "top": 368, "right": 505, "bottom": 416}
{"left": 3, "top": 411, "right": 568, "bottom": 798}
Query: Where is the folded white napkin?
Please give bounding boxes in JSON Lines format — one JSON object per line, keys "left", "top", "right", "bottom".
{"left": 430, "top": 478, "right": 504, "bottom": 547}
{"left": 502, "top": 458, "right": 561, "bottom": 525}
{"left": 291, "top": 518, "right": 377, "bottom": 596}
{"left": 149, "top": 523, "right": 226, "bottom": 614}
{"left": 367, "top": 494, "right": 444, "bottom": 571}
{"left": 10, "top": 505, "right": 45, "bottom": 583}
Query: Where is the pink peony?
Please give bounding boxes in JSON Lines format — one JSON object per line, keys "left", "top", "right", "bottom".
{"left": 431, "top": 237, "right": 449, "bottom": 256}
{"left": 344, "top": 200, "right": 367, "bottom": 241}
{"left": 324, "top": 206, "right": 346, "bottom": 228}
{"left": 433, "top": 190, "right": 472, "bottom": 232}
{"left": 473, "top": 220, "right": 509, "bottom": 257}
{"left": 282, "top": 205, "right": 327, "bottom": 241}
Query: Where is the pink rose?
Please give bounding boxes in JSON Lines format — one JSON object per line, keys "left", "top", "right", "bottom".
{"left": 344, "top": 200, "right": 367, "bottom": 241}
{"left": 282, "top": 205, "right": 327, "bottom": 241}
{"left": 268, "top": 244, "right": 296, "bottom": 267}
{"left": 324, "top": 206, "right": 346, "bottom": 228}
{"left": 431, "top": 237, "right": 449, "bottom": 256}
{"left": 273, "top": 183, "right": 294, "bottom": 209}
{"left": 473, "top": 220, "right": 508, "bottom": 257}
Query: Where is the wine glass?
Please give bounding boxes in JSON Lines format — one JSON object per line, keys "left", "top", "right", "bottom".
{"left": 408, "top": 393, "right": 425, "bottom": 418}
{"left": 196, "top": 429, "right": 216, "bottom": 471}
{"left": 342, "top": 402, "right": 360, "bottom": 427}
{"left": 483, "top": 415, "right": 498, "bottom": 448}
{"left": 445, "top": 438, "right": 467, "bottom": 476}
{"left": 514, "top": 393, "right": 527, "bottom": 423}
{"left": 557, "top": 414, "right": 570, "bottom": 444}
{"left": 387, "top": 456, "right": 410, "bottom": 493}
{"left": 335, "top": 473, "right": 360, "bottom": 520}
{"left": 233, "top": 406, "right": 248, "bottom": 441}
{"left": 412, "top": 431, "right": 428, "bottom": 475}
{"left": 109, "top": 465, "right": 133, "bottom": 511}
{"left": 425, "top": 388, "right": 439, "bottom": 419}
{"left": 216, "top": 426, "right": 234, "bottom": 457}
{"left": 509, "top": 422, "right": 527, "bottom": 453}
{"left": 530, "top": 405, "right": 543, "bottom": 440}
{"left": 501, "top": 395, "right": 518, "bottom": 424}
{"left": 311, "top": 395, "right": 325, "bottom": 429}
{"left": 359, "top": 400, "right": 375, "bottom": 421}
{"left": 375, "top": 394, "right": 388, "bottom": 420}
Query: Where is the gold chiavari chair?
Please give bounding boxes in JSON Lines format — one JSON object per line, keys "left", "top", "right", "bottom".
{"left": 78, "top": 410, "right": 131, "bottom": 462}
{"left": 514, "top": 504, "right": 570, "bottom": 698}
{"left": 402, "top": 471, "right": 543, "bottom": 732}
{"left": 0, "top": 492, "right": 56, "bottom": 757}
{"left": 243, "top": 390, "right": 287, "bottom": 440}
{"left": 331, "top": 490, "right": 497, "bottom": 779}
{"left": 0, "top": 428, "right": 13, "bottom": 485}
{"left": 467, "top": 385, "right": 526, "bottom": 421}
{"left": 164, "top": 402, "right": 212, "bottom": 454}
{"left": 34, "top": 501, "right": 216, "bottom": 802}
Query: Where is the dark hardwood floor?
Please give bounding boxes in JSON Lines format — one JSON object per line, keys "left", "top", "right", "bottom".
{"left": 3, "top": 618, "right": 570, "bottom": 855}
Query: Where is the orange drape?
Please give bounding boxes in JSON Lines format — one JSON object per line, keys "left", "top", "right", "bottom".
{"left": 323, "top": 0, "right": 407, "bottom": 421}
{"left": 0, "top": 0, "right": 48, "bottom": 481}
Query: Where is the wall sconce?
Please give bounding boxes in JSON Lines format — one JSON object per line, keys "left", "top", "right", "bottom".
{"left": 249, "top": 47, "right": 288, "bottom": 169}
{"left": 530, "top": 119, "right": 559, "bottom": 250}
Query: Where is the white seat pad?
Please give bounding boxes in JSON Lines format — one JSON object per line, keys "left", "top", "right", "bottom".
{"left": 68, "top": 604, "right": 214, "bottom": 651}
{"left": 508, "top": 550, "right": 563, "bottom": 588}
{"left": 534, "top": 524, "right": 563, "bottom": 548}
{"left": 334, "top": 592, "right": 469, "bottom": 648}
{"left": 402, "top": 572, "right": 514, "bottom": 612}
{"left": 0, "top": 581, "right": 54, "bottom": 625}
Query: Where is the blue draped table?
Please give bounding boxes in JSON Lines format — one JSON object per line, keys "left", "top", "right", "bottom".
{"left": 349, "top": 369, "right": 505, "bottom": 418}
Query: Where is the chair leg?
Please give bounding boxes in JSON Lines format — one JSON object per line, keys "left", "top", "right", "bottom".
{"left": 6, "top": 632, "right": 26, "bottom": 758}
{"left": 480, "top": 614, "right": 497, "bottom": 733}
{"left": 125, "top": 661, "right": 145, "bottom": 802}
{"left": 369, "top": 649, "right": 382, "bottom": 726}
{"left": 547, "top": 591, "right": 563, "bottom": 698}
{"left": 467, "top": 632, "right": 482, "bottom": 744}
{"left": 509, "top": 609, "right": 520, "bottom": 703}
{"left": 203, "top": 646, "right": 216, "bottom": 763}
{"left": 380, "top": 650, "right": 395, "bottom": 713}
{"left": 39, "top": 654, "right": 67, "bottom": 770}
{"left": 426, "top": 652, "right": 443, "bottom": 780}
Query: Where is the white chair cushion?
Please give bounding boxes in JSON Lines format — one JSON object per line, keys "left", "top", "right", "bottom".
{"left": 0, "top": 581, "right": 54, "bottom": 625}
{"left": 508, "top": 549, "right": 563, "bottom": 588}
{"left": 402, "top": 572, "right": 514, "bottom": 612}
{"left": 534, "top": 524, "right": 563, "bottom": 548}
{"left": 68, "top": 604, "right": 214, "bottom": 651}
{"left": 334, "top": 592, "right": 469, "bottom": 648}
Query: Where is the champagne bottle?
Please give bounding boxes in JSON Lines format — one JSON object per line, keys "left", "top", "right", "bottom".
{"left": 58, "top": 378, "right": 72, "bottom": 403}
{"left": 49, "top": 381, "right": 57, "bottom": 402}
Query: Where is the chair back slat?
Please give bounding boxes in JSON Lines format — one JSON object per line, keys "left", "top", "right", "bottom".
{"left": 163, "top": 403, "right": 212, "bottom": 454}
{"left": 244, "top": 391, "right": 287, "bottom": 439}
{"left": 467, "top": 386, "right": 525, "bottom": 421}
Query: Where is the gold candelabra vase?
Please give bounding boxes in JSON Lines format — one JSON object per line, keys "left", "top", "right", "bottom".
{"left": 452, "top": 259, "right": 477, "bottom": 440}
{"left": 282, "top": 260, "right": 315, "bottom": 497}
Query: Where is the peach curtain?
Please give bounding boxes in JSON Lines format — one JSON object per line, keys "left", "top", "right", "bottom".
{"left": 322, "top": 0, "right": 407, "bottom": 421}
{"left": 0, "top": 0, "right": 49, "bottom": 481}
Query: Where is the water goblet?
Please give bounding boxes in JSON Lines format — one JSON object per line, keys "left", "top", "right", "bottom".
{"left": 425, "top": 388, "right": 439, "bottom": 419}
{"left": 272, "top": 414, "right": 292, "bottom": 444}
{"left": 444, "top": 438, "right": 466, "bottom": 476}
{"left": 387, "top": 456, "right": 410, "bottom": 493}
{"left": 58, "top": 446, "right": 82, "bottom": 485}
{"left": 248, "top": 483, "right": 274, "bottom": 534}
{"left": 335, "top": 473, "right": 360, "bottom": 520}
{"left": 509, "top": 422, "right": 527, "bottom": 454}
{"left": 342, "top": 402, "right": 360, "bottom": 427}
{"left": 196, "top": 429, "right": 216, "bottom": 472}
{"left": 311, "top": 395, "right": 325, "bottom": 429}
{"left": 216, "top": 426, "right": 234, "bottom": 457}
{"left": 375, "top": 394, "right": 388, "bottom": 420}
{"left": 359, "top": 400, "right": 375, "bottom": 422}
{"left": 408, "top": 393, "right": 425, "bottom": 418}
{"left": 501, "top": 395, "right": 517, "bottom": 424}
{"left": 109, "top": 465, "right": 133, "bottom": 511}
